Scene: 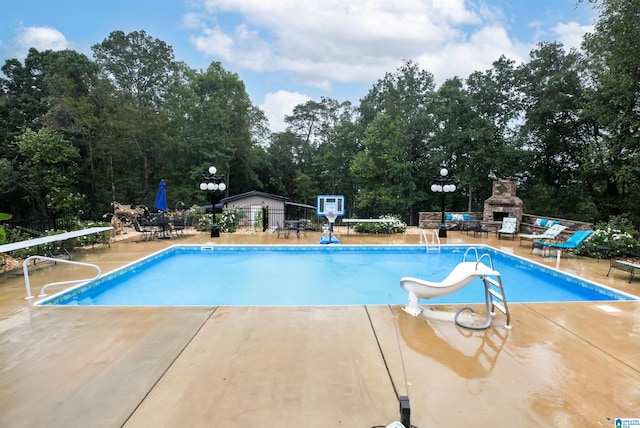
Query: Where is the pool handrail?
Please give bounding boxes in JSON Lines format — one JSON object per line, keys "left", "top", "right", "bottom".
{"left": 419, "top": 230, "right": 440, "bottom": 252}
{"left": 462, "top": 247, "right": 496, "bottom": 270}
{"left": 22, "top": 255, "right": 102, "bottom": 299}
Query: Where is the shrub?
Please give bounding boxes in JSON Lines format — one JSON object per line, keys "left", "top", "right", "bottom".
{"left": 353, "top": 214, "right": 407, "bottom": 234}
{"left": 218, "top": 207, "right": 242, "bottom": 233}
{"left": 576, "top": 216, "right": 640, "bottom": 258}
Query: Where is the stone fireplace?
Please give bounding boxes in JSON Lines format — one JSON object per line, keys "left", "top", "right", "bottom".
{"left": 483, "top": 180, "right": 523, "bottom": 225}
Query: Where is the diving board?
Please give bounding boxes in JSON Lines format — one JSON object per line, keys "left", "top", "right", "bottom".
{"left": 0, "top": 227, "right": 113, "bottom": 254}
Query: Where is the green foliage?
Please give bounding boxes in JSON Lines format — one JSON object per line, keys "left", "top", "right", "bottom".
{"left": 576, "top": 216, "right": 640, "bottom": 258}
{"left": 195, "top": 215, "right": 213, "bottom": 232}
{"left": 522, "top": 183, "right": 598, "bottom": 221}
{"left": 13, "top": 128, "right": 80, "bottom": 219}
{"left": 2, "top": 17, "right": 640, "bottom": 228}
{"left": 0, "top": 213, "right": 12, "bottom": 244}
{"left": 353, "top": 215, "right": 407, "bottom": 235}
{"left": 254, "top": 207, "right": 265, "bottom": 230}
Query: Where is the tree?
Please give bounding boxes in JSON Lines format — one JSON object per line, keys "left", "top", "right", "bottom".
{"left": 465, "top": 58, "right": 527, "bottom": 209}
{"left": 356, "top": 60, "right": 436, "bottom": 223}
{"left": 515, "top": 42, "right": 592, "bottom": 219}
{"left": 13, "top": 128, "right": 81, "bottom": 224}
{"left": 91, "top": 30, "right": 182, "bottom": 202}
{"left": 92, "top": 30, "right": 179, "bottom": 108}
{"left": 260, "top": 132, "right": 298, "bottom": 196}
{"left": 351, "top": 113, "right": 415, "bottom": 217}
{"left": 429, "top": 77, "right": 519, "bottom": 212}
{"left": 581, "top": 0, "right": 640, "bottom": 224}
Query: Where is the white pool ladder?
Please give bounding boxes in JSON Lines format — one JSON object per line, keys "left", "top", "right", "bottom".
{"left": 455, "top": 249, "right": 511, "bottom": 330}
{"left": 419, "top": 229, "right": 440, "bottom": 252}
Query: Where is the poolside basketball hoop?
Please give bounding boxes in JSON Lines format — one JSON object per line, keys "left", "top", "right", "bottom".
{"left": 317, "top": 195, "right": 345, "bottom": 244}
{"left": 326, "top": 211, "right": 338, "bottom": 225}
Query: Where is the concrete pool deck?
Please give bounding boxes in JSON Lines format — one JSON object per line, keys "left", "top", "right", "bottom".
{"left": 1, "top": 229, "right": 639, "bottom": 427}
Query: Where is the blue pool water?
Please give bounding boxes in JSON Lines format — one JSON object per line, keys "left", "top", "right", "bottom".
{"left": 38, "top": 245, "right": 636, "bottom": 306}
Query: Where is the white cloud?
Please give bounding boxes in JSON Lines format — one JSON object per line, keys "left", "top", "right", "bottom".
{"left": 185, "top": 0, "right": 593, "bottom": 129}
{"left": 260, "top": 90, "right": 310, "bottom": 133}
{"left": 189, "top": 0, "right": 483, "bottom": 89}
{"left": 552, "top": 21, "right": 592, "bottom": 51}
{"left": 16, "top": 26, "right": 69, "bottom": 54}
{"left": 419, "top": 25, "right": 529, "bottom": 84}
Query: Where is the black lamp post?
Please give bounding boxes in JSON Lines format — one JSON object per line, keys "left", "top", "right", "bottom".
{"left": 199, "top": 166, "right": 226, "bottom": 237}
{"left": 431, "top": 164, "right": 456, "bottom": 238}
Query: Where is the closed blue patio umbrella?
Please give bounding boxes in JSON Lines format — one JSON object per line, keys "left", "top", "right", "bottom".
{"left": 154, "top": 179, "right": 168, "bottom": 212}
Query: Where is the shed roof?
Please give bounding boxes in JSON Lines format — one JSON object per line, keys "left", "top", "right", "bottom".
{"left": 220, "top": 190, "right": 288, "bottom": 204}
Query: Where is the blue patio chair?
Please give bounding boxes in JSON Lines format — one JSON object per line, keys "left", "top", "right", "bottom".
{"left": 533, "top": 230, "right": 593, "bottom": 257}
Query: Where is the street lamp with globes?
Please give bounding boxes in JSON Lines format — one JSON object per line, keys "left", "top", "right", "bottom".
{"left": 199, "top": 166, "right": 226, "bottom": 237}
{"left": 430, "top": 165, "right": 456, "bottom": 238}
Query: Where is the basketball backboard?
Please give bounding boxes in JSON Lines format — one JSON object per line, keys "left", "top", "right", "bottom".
{"left": 316, "top": 195, "right": 345, "bottom": 216}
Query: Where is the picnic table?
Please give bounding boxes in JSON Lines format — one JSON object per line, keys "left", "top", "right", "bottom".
{"left": 284, "top": 220, "right": 307, "bottom": 238}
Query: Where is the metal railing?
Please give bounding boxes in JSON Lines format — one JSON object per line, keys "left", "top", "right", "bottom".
{"left": 22, "top": 256, "right": 102, "bottom": 299}
{"left": 419, "top": 229, "right": 440, "bottom": 252}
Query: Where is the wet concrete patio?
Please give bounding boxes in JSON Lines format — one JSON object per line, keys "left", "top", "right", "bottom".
{"left": 1, "top": 229, "right": 639, "bottom": 427}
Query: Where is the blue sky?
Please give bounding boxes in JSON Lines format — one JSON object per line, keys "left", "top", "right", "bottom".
{"left": 0, "top": 0, "right": 596, "bottom": 132}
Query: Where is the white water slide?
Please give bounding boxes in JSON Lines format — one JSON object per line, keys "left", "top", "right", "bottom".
{"left": 400, "top": 249, "right": 511, "bottom": 329}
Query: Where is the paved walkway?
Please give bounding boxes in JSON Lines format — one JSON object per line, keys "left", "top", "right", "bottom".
{"left": 1, "top": 230, "right": 639, "bottom": 427}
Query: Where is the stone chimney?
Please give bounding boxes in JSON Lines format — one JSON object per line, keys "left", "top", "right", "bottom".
{"left": 483, "top": 180, "right": 523, "bottom": 224}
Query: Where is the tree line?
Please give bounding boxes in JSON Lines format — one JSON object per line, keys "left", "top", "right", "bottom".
{"left": 1, "top": 0, "right": 638, "bottom": 228}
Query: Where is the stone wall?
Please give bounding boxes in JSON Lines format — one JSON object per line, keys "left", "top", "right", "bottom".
{"left": 520, "top": 214, "right": 593, "bottom": 240}
{"left": 418, "top": 212, "right": 483, "bottom": 229}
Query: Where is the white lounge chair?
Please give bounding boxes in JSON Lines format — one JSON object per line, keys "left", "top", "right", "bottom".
{"left": 519, "top": 223, "right": 567, "bottom": 246}
{"left": 497, "top": 217, "right": 517, "bottom": 240}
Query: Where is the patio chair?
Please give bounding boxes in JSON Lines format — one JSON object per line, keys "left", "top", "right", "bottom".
{"left": 274, "top": 221, "right": 287, "bottom": 238}
{"left": 132, "top": 220, "right": 157, "bottom": 241}
{"left": 533, "top": 230, "right": 593, "bottom": 257}
{"left": 607, "top": 256, "right": 640, "bottom": 282}
{"left": 519, "top": 224, "right": 567, "bottom": 246}
{"left": 461, "top": 220, "right": 489, "bottom": 237}
{"left": 497, "top": 217, "right": 517, "bottom": 240}
{"left": 170, "top": 217, "right": 186, "bottom": 237}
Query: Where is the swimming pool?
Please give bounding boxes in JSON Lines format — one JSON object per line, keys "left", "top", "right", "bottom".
{"left": 37, "top": 245, "right": 637, "bottom": 306}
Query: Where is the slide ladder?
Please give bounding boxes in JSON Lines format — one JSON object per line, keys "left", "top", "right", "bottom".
{"left": 419, "top": 229, "right": 440, "bottom": 252}
{"left": 454, "top": 252, "right": 511, "bottom": 330}
{"left": 401, "top": 248, "right": 511, "bottom": 329}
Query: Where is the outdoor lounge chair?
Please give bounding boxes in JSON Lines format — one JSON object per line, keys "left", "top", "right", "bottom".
{"left": 519, "top": 224, "right": 567, "bottom": 246}
{"left": 497, "top": 217, "right": 517, "bottom": 240}
{"left": 533, "top": 230, "right": 593, "bottom": 257}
